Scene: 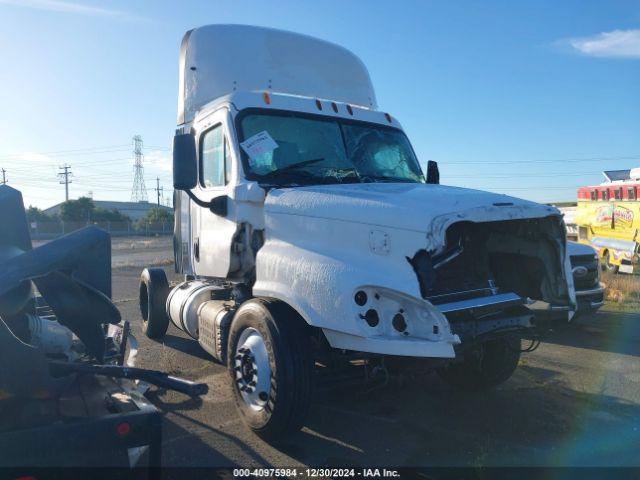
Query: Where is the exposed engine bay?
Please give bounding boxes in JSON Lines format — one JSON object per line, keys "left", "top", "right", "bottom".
{"left": 406, "top": 217, "right": 572, "bottom": 348}
{"left": 410, "top": 217, "right": 571, "bottom": 307}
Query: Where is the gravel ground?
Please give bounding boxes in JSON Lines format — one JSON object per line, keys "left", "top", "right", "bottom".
{"left": 111, "top": 241, "right": 640, "bottom": 468}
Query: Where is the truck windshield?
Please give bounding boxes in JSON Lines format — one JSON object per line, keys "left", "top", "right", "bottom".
{"left": 238, "top": 111, "right": 425, "bottom": 186}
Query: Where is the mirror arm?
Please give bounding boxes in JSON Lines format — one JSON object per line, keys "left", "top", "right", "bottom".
{"left": 182, "top": 189, "right": 228, "bottom": 216}
{"left": 183, "top": 189, "right": 212, "bottom": 209}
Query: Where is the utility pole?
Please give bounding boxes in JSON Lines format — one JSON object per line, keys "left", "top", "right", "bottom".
{"left": 1, "top": 168, "right": 6, "bottom": 185}
{"left": 58, "top": 164, "right": 73, "bottom": 201}
{"left": 131, "top": 135, "right": 148, "bottom": 202}
{"left": 153, "top": 177, "right": 163, "bottom": 206}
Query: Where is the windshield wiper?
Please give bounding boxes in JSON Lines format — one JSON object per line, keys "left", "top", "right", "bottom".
{"left": 257, "top": 159, "right": 366, "bottom": 186}
{"left": 265, "top": 157, "right": 326, "bottom": 176}
{"left": 359, "top": 175, "right": 419, "bottom": 184}
{"left": 325, "top": 167, "right": 361, "bottom": 183}
{"left": 256, "top": 158, "right": 323, "bottom": 181}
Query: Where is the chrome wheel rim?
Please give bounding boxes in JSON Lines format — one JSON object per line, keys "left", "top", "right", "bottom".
{"left": 234, "top": 327, "right": 271, "bottom": 411}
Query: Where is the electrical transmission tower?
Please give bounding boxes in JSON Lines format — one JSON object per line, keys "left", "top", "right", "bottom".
{"left": 58, "top": 164, "right": 73, "bottom": 201}
{"left": 131, "top": 135, "right": 148, "bottom": 202}
{"left": 1, "top": 168, "right": 7, "bottom": 185}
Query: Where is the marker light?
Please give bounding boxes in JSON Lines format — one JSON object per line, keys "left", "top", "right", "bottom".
{"left": 263, "top": 92, "right": 271, "bottom": 105}
{"left": 116, "top": 422, "right": 131, "bottom": 437}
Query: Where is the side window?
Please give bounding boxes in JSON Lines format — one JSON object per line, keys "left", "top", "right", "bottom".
{"left": 614, "top": 188, "right": 622, "bottom": 200}
{"left": 590, "top": 190, "right": 597, "bottom": 201}
{"left": 628, "top": 187, "right": 636, "bottom": 200}
{"left": 201, "top": 125, "right": 226, "bottom": 187}
{"left": 224, "top": 137, "right": 232, "bottom": 183}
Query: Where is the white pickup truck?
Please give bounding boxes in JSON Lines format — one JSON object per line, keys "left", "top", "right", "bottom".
{"left": 139, "top": 24, "right": 576, "bottom": 440}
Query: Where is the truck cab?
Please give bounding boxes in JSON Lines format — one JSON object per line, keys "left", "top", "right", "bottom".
{"left": 140, "top": 24, "right": 576, "bottom": 441}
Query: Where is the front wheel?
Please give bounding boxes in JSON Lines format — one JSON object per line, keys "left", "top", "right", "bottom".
{"left": 437, "top": 337, "right": 521, "bottom": 390}
{"left": 227, "top": 299, "right": 313, "bottom": 441}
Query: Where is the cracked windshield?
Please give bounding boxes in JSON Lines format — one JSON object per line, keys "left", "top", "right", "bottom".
{"left": 239, "top": 112, "right": 425, "bottom": 186}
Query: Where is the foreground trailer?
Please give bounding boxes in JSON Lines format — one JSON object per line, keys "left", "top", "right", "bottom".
{"left": 0, "top": 185, "right": 207, "bottom": 473}
{"left": 0, "top": 368, "right": 162, "bottom": 471}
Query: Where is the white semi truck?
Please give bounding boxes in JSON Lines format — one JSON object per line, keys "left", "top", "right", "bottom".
{"left": 139, "top": 24, "right": 576, "bottom": 440}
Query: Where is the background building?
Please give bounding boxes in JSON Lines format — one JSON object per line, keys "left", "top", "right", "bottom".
{"left": 44, "top": 200, "right": 171, "bottom": 222}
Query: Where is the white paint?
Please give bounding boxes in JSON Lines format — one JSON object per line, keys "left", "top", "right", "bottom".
{"left": 173, "top": 25, "right": 575, "bottom": 359}
{"left": 262, "top": 183, "right": 559, "bottom": 244}
{"left": 190, "top": 108, "right": 239, "bottom": 278}
{"left": 619, "top": 264, "right": 634, "bottom": 274}
{"left": 178, "top": 25, "right": 377, "bottom": 124}
{"left": 251, "top": 183, "right": 571, "bottom": 357}
{"left": 369, "top": 230, "right": 390, "bottom": 255}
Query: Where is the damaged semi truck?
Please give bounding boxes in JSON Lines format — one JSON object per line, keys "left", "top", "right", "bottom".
{"left": 139, "top": 24, "right": 576, "bottom": 440}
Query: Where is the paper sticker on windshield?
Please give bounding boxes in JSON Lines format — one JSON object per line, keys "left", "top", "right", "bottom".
{"left": 240, "top": 131, "right": 278, "bottom": 159}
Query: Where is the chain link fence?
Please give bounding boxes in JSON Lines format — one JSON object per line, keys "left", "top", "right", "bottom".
{"left": 30, "top": 220, "right": 173, "bottom": 240}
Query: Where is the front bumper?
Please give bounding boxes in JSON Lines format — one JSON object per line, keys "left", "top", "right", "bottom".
{"left": 543, "top": 283, "right": 604, "bottom": 320}
{"left": 323, "top": 289, "right": 536, "bottom": 359}
{"left": 574, "top": 283, "right": 605, "bottom": 312}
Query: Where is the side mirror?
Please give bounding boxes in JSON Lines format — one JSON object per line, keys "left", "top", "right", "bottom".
{"left": 426, "top": 160, "right": 440, "bottom": 185}
{"left": 209, "top": 195, "right": 228, "bottom": 217}
{"left": 173, "top": 133, "right": 197, "bottom": 190}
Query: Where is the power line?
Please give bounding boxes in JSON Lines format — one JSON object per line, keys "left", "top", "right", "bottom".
{"left": 0, "top": 144, "right": 168, "bottom": 163}
{"left": 0, "top": 146, "right": 132, "bottom": 162}
{"left": 445, "top": 155, "right": 640, "bottom": 165}
{"left": 445, "top": 171, "right": 604, "bottom": 179}
{"left": 58, "top": 164, "right": 73, "bottom": 202}
{"left": 131, "top": 135, "right": 148, "bottom": 202}
{"left": 144, "top": 145, "right": 171, "bottom": 151}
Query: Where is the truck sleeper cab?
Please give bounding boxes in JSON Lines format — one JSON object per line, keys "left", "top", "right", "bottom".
{"left": 139, "top": 24, "right": 575, "bottom": 441}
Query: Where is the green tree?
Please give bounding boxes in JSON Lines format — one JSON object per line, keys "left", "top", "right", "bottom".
{"left": 59, "top": 197, "right": 95, "bottom": 221}
{"left": 142, "top": 207, "right": 174, "bottom": 224}
{"left": 26, "top": 206, "right": 54, "bottom": 222}
{"left": 92, "top": 207, "right": 130, "bottom": 222}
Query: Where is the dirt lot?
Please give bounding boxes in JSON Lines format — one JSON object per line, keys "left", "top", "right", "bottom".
{"left": 111, "top": 238, "right": 640, "bottom": 468}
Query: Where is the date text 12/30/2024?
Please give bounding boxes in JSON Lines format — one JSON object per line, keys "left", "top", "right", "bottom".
{"left": 233, "top": 468, "right": 400, "bottom": 477}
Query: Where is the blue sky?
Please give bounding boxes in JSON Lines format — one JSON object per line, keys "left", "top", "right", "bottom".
{"left": 0, "top": 0, "right": 638, "bottom": 208}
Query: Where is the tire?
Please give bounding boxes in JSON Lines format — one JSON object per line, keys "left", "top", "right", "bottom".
{"left": 437, "top": 337, "right": 521, "bottom": 391}
{"left": 139, "top": 267, "right": 170, "bottom": 339}
{"left": 601, "top": 251, "right": 619, "bottom": 274}
{"left": 227, "top": 298, "right": 313, "bottom": 441}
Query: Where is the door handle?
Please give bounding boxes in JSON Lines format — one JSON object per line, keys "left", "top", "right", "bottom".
{"left": 194, "top": 237, "right": 200, "bottom": 262}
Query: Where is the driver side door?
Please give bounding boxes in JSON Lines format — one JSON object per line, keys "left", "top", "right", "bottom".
{"left": 191, "top": 112, "right": 237, "bottom": 278}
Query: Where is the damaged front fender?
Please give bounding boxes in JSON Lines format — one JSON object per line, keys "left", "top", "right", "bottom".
{"left": 255, "top": 187, "right": 576, "bottom": 358}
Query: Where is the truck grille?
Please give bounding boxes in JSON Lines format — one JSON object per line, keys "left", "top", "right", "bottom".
{"left": 571, "top": 254, "right": 599, "bottom": 290}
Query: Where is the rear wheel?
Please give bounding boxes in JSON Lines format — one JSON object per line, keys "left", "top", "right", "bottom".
{"left": 227, "top": 299, "right": 313, "bottom": 441}
{"left": 139, "top": 268, "right": 170, "bottom": 339}
{"left": 601, "top": 251, "right": 619, "bottom": 273}
{"left": 437, "top": 337, "right": 521, "bottom": 390}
